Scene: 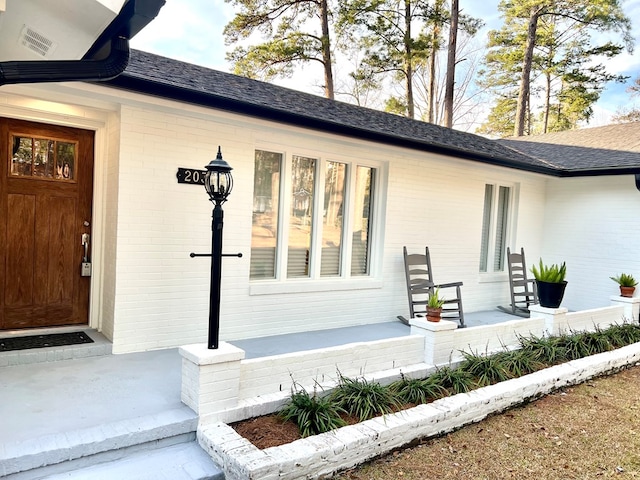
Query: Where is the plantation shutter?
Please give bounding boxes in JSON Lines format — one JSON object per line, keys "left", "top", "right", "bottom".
{"left": 479, "top": 184, "right": 493, "bottom": 272}
{"left": 493, "top": 186, "right": 510, "bottom": 271}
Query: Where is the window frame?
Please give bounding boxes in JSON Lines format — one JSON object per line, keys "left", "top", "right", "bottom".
{"left": 479, "top": 181, "right": 517, "bottom": 276}
{"left": 249, "top": 146, "right": 386, "bottom": 295}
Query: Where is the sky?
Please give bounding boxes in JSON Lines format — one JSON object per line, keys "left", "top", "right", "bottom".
{"left": 130, "top": 0, "right": 640, "bottom": 129}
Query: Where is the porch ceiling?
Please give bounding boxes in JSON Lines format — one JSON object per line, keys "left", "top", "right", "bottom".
{"left": 0, "top": 0, "right": 126, "bottom": 62}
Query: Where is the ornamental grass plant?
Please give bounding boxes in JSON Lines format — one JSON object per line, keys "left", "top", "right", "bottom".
{"left": 518, "top": 333, "right": 568, "bottom": 364}
{"left": 498, "top": 347, "right": 543, "bottom": 377}
{"left": 279, "top": 385, "right": 346, "bottom": 437}
{"left": 459, "top": 350, "right": 512, "bottom": 386}
{"left": 331, "top": 375, "right": 402, "bottom": 422}
{"left": 390, "top": 374, "right": 448, "bottom": 405}
{"left": 430, "top": 365, "right": 476, "bottom": 394}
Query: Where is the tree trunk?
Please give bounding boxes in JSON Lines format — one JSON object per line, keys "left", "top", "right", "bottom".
{"left": 427, "top": 31, "right": 438, "bottom": 123}
{"left": 514, "top": 5, "right": 540, "bottom": 137}
{"left": 443, "top": 0, "right": 458, "bottom": 128}
{"left": 404, "top": 0, "right": 415, "bottom": 118}
{"left": 542, "top": 70, "right": 551, "bottom": 133}
{"left": 320, "top": 0, "right": 334, "bottom": 100}
{"left": 427, "top": 0, "right": 444, "bottom": 123}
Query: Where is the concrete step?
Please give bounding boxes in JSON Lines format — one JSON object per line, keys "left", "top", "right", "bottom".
{"left": 0, "top": 407, "right": 197, "bottom": 478}
{"left": 7, "top": 441, "right": 224, "bottom": 480}
{"left": 0, "top": 339, "right": 225, "bottom": 479}
{"left": 0, "top": 328, "right": 112, "bottom": 367}
{"left": 1, "top": 408, "right": 225, "bottom": 479}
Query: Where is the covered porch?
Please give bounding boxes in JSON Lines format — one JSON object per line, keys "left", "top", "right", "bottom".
{"left": 0, "top": 309, "right": 517, "bottom": 478}
{"left": 3, "top": 300, "right": 639, "bottom": 478}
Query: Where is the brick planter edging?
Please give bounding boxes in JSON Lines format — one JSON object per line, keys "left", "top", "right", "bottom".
{"left": 198, "top": 342, "right": 640, "bottom": 480}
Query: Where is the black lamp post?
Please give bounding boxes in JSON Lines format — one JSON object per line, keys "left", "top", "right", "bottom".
{"left": 202, "top": 146, "right": 233, "bottom": 349}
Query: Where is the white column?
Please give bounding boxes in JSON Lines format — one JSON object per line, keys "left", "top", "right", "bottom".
{"left": 179, "top": 342, "right": 245, "bottom": 422}
{"left": 610, "top": 296, "right": 640, "bottom": 324}
{"left": 409, "top": 318, "right": 458, "bottom": 366}
{"left": 528, "top": 304, "right": 569, "bottom": 335}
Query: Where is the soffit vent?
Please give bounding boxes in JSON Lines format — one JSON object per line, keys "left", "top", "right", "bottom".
{"left": 19, "top": 25, "right": 57, "bottom": 58}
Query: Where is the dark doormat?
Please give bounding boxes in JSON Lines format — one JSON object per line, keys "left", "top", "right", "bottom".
{"left": 0, "top": 331, "right": 94, "bottom": 352}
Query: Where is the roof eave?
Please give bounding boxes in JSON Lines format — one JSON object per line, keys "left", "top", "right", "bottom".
{"left": 104, "top": 73, "right": 565, "bottom": 177}
{"left": 557, "top": 166, "right": 640, "bottom": 177}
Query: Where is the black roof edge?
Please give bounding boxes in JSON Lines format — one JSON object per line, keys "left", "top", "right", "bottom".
{"left": 0, "top": 36, "right": 130, "bottom": 85}
{"left": 104, "top": 74, "right": 640, "bottom": 179}
{"left": 557, "top": 166, "right": 640, "bottom": 177}
{"left": 84, "top": 0, "right": 166, "bottom": 61}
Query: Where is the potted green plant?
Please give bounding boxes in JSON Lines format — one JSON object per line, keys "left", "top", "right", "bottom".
{"left": 531, "top": 259, "right": 567, "bottom": 308}
{"left": 426, "top": 288, "right": 445, "bottom": 322}
{"left": 610, "top": 273, "right": 638, "bottom": 298}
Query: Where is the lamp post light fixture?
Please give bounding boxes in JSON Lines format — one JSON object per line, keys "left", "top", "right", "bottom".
{"left": 203, "top": 146, "right": 233, "bottom": 349}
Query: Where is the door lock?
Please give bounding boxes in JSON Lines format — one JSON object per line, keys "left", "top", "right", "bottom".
{"left": 81, "top": 233, "right": 91, "bottom": 277}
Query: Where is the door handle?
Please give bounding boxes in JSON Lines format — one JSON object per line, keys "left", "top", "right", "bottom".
{"left": 81, "top": 233, "right": 92, "bottom": 277}
{"left": 81, "top": 233, "right": 89, "bottom": 262}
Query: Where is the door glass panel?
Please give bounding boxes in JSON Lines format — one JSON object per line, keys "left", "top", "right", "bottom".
{"left": 287, "top": 155, "right": 316, "bottom": 278}
{"left": 33, "top": 138, "right": 54, "bottom": 178}
{"left": 56, "top": 142, "right": 76, "bottom": 180}
{"left": 11, "top": 136, "right": 33, "bottom": 176}
{"left": 9, "top": 135, "right": 76, "bottom": 181}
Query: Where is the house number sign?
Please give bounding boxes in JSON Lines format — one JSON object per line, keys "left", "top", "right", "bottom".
{"left": 176, "top": 167, "right": 206, "bottom": 185}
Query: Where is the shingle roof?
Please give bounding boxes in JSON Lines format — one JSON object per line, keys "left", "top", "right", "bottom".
{"left": 499, "top": 123, "right": 640, "bottom": 173}
{"left": 102, "top": 50, "right": 640, "bottom": 177}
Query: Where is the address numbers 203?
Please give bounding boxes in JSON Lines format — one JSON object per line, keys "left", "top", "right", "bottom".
{"left": 177, "top": 167, "right": 207, "bottom": 185}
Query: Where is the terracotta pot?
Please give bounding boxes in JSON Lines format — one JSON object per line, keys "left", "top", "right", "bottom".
{"left": 426, "top": 307, "right": 442, "bottom": 322}
{"left": 536, "top": 280, "right": 567, "bottom": 308}
{"left": 620, "top": 286, "right": 636, "bottom": 298}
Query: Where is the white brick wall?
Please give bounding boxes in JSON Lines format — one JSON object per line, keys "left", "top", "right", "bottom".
{"left": 107, "top": 97, "right": 550, "bottom": 352}
{"left": 411, "top": 305, "right": 632, "bottom": 365}
{"left": 182, "top": 303, "right": 638, "bottom": 426}
{"left": 238, "top": 336, "right": 424, "bottom": 400}
{"left": 543, "top": 176, "right": 640, "bottom": 312}
{"left": 549, "top": 305, "right": 625, "bottom": 334}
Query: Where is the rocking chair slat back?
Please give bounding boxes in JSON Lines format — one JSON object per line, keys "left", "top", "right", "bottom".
{"left": 402, "top": 246, "right": 465, "bottom": 327}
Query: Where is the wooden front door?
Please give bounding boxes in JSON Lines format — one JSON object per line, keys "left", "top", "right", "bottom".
{"left": 0, "top": 118, "right": 94, "bottom": 329}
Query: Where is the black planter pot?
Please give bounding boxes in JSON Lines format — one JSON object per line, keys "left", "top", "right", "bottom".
{"left": 536, "top": 280, "right": 567, "bottom": 308}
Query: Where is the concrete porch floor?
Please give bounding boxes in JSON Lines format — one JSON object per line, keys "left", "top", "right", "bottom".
{"left": 230, "top": 310, "right": 519, "bottom": 358}
{"left": 0, "top": 310, "right": 519, "bottom": 478}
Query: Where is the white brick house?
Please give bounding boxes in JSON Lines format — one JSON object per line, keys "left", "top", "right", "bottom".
{"left": 1, "top": 51, "right": 639, "bottom": 353}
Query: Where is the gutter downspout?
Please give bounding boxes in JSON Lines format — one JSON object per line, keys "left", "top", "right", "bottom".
{"left": 0, "top": 36, "right": 130, "bottom": 86}
{"left": 0, "top": 0, "right": 164, "bottom": 86}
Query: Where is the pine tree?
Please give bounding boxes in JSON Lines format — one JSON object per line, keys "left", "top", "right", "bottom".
{"left": 612, "top": 76, "right": 640, "bottom": 123}
{"left": 479, "top": 0, "right": 632, "bottom": 137}
{"left": 224, "top": 0, "right": 336, "bottom": 99}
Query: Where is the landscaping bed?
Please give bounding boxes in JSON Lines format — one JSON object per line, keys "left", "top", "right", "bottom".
{"left": 334, "top": 364, "right": 640, "bottom": 479}
{"left": 230, "top": 323, "right": 640, "bottom": 450}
